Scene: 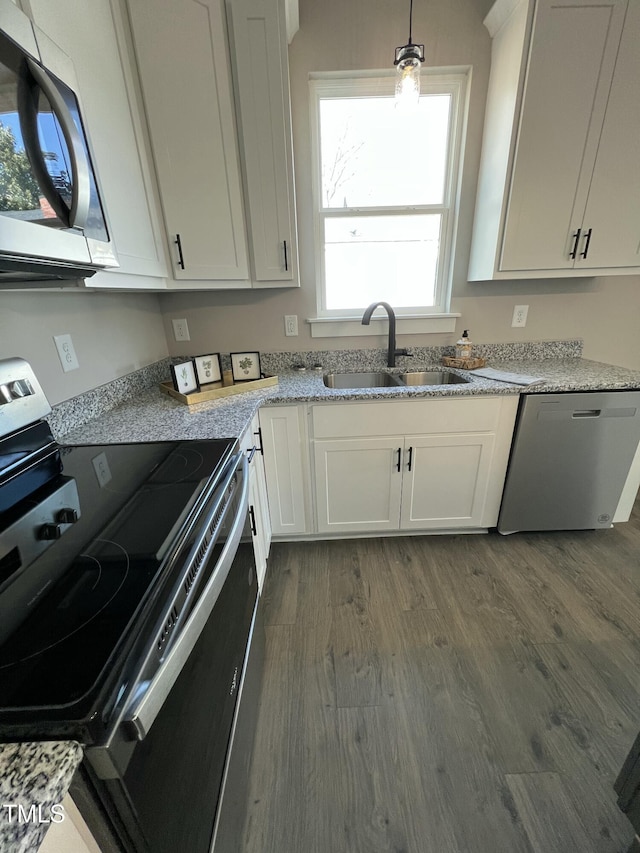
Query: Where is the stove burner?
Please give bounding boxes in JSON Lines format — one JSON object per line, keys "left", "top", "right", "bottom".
{"left": 0, "top": 540, "right": 130, "bottom": 670}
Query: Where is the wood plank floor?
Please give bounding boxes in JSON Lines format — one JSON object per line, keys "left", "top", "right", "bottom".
{"left": 241, "top": 505, "right": 640, "bottom": 853}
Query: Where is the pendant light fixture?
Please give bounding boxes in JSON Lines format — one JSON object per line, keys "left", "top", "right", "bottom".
{"left": 393, "top": 0, "right": 425, "bottom": 107}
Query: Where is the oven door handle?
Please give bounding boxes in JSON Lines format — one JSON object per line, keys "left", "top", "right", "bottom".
{"left": 123, "top": 454, "right": 249, "bottom": 740}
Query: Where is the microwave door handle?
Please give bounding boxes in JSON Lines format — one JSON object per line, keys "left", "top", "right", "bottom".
{"left": 19, "top": 58, "right": 91, "bottom": 229}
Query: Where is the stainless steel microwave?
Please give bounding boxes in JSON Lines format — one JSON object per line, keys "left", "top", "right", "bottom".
{"left": 0, "top": 2, "right": 118, "bottom": 284}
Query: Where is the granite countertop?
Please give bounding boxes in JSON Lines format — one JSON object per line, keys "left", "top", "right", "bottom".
{"left": 58, "top": 356, "right": 640, "bottom": 445}
{"left": 0, "top": 741, "right": 82, "bottom": 853}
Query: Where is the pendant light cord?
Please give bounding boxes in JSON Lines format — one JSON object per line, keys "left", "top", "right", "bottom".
{"left": 408, "top": 0, "right": 414, "bottom": 45}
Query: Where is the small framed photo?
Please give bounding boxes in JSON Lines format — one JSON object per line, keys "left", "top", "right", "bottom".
{"left": 230, "top": 351, "right": 261, "bottom": 382}
{"left": 194, "top": 353, "right": 222, "bottom": 385}
{"left": 170, "top": 359, "right": 199, "bottom": 395}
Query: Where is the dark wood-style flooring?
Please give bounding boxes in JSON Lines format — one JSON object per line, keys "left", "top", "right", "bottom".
{"left": 241, "top": 505, "right": 640, "bottom": 853}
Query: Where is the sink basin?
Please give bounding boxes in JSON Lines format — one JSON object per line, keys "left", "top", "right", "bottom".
{"left": 398, "top": 370, "right": 469, "bottom": 386}
{"left": 323, "top": 372, "right": 403, "bottom": 389}
{"left": 322, "top": 370, "right": 469, "bottom": 389}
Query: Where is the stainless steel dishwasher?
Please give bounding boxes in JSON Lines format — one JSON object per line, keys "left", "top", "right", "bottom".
{"left": 498, "top": 391, "right": 640, "bottom": 533}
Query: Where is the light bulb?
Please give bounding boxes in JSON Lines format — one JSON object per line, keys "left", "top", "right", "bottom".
{"left": 395, "top": 58, "right": 421, "bottom": 108}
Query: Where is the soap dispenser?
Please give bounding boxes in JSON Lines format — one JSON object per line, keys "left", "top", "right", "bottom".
{"left": 455, "top": 330, "right": 472, "bottom": 359}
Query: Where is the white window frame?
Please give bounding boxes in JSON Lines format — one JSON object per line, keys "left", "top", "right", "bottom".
{"left": 308, "top": 68, "right": 470, "bottom": 337}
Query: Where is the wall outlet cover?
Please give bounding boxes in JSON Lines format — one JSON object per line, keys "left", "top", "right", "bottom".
{"left": 54, "top": 334, "right": 80, "bottom": 372}
{"left": 172, "top": 318, "right": 190, "bottom": 341}
{"left": 284, "top": 315, "right": 298, "bottom": 336}
{"left": 511, "top": 305, "right": 529, "bottom": 328}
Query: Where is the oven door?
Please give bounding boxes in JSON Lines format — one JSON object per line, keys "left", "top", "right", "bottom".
{"left": 80, "top": 453, "right": 260, "bottom": 853}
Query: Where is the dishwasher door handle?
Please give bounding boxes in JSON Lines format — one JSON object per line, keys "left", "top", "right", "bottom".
{"left": 572, "top": 409, "right": 602, "bottom": 418}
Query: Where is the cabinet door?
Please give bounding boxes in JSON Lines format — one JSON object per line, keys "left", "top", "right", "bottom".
{"left": 400, "top": 434, "right": 495, "bottom": 530}
{"left": 259, "top": 406, "right": 309, "bottom": 535}
{"left": 500, "top": 0, "right": 626, "bottom": 272}
{"left": 26, "top": 0, "right": 167, "bottom": 284}
{"left": 127, "top": 0, "right": 249, "bottom": 281}
{"left": 248, "top": 467, "right": 267, "bottom": 588}
{"left": 251, "top": 413, "right": 272, "bottom": 561}
{"left": 576, "top": 0, "right": 640, "bottom": 270}
{"left": 314, "top": 438, "right": 403, "bottom": 534}
{"left": 227, "top": 0, "right": 298, "bottom": 285}
{"left": 240, "top": 420, "right": 269, "bottom": 588}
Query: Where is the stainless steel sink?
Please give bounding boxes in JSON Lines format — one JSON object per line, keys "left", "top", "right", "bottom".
{"left": 323, "top": 372, "right": 403, "bottom": 389}
{"left": 398, "top": 370, "right": 469, "bottom": 386}
{"left": 322, "top": 370, "right": 469, "bottom": 389}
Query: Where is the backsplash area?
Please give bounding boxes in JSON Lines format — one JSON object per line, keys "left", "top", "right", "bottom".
{"left": 47, "top": 341, "right": 583, "bottom": 439}
{"left": 47, "top": 358, "right": 172, "bottom": 439}
{"left": 260, "top": 339, "right": 583, "bottom": 374}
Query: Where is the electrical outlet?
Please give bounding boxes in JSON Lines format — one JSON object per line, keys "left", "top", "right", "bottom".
{"left": 284, "top": 315, "right": 298, "bottom": 336}
{"left": 172, "top": 318, "right": 190, "bottom": 341}
{"left": 53, "top": 334, "right": 79, "bottom": 372}
{"left": 511, "top": 305, "right": 529, "bottom": 328}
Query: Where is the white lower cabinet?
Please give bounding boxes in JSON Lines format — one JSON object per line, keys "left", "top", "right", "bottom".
{"left": 240, "top": 413, "right": 272, "bottom": 588}
{"left": 313, "top": 437, "right": 404, "bottom": 533}
{"left": 399, "top": 433, "right": 495, "bottom": 529}
{"left": 259, "top": 406, "right": 310, "bottom": 536}
{"left": 311, "top": 397, "right": 518, "bottom": 536}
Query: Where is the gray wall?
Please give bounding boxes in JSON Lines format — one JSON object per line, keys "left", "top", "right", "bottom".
{"left": 159, "top": 0, "right": 640, "bottom": 370}
{"left": 0, "top": 290, "right": 168, "bottom": 405}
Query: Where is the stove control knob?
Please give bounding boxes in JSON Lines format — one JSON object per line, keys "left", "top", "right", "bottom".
{"left": 9, "top": 380, "right": 31, "bottom": 398}
{"left": 57, "top": 508, "right": 79, "bottom": 524}
{"left": 38, "top": 523, "right": 62, "bottom": 541}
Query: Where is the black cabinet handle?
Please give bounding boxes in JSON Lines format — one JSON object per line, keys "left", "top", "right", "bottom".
{"left": 396, "top": 447, "right": 402, "bottom": 472}
{"left": 580, "top": 227, "right": 592, "bottom": 260}
{"left": 283, "top": 240, "right": 288, "bottom": 271}
{"left": 246, "top": 446, "right": 256, "bottom": 463}
{"left": 174, "top": 234, "right": 185, "bottom": 270}
{"left": 569, "top": 228, "right": 581, "bottom": 260}
{"left": 249, "top": 505, "right": 257, "bottom": 536}
{"left": 407, "top": 446, "right": 413, "bottom": 472}
{"left": 254, "top": 427, "right": 264, "bottom": 455}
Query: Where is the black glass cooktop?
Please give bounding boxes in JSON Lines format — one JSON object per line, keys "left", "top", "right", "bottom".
{"left": 0, "top": 437, "right": 236, "bottom": 738}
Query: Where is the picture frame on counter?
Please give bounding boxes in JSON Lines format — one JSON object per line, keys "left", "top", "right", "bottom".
{"left": 194, "top": 353, "right": 222, "bottom": 385}
{"left": 170, "top": 359, "right": 199, "bottom": 394}
{"left": 230, "top": 351, "right": 262, "bottom": 382}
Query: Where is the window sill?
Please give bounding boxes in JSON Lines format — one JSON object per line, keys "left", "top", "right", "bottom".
{"left": 306, "top": 313, "right": 460, "bottom": 338}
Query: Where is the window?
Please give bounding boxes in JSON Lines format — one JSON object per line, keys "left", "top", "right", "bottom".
{"left": 310, "top": 71, "right": 469, "bottom": 324}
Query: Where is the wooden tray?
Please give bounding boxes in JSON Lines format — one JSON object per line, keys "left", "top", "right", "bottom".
{"left": 441, "top": 356, "right": 487, "bottom": 370}
{"left": 160, "top": 374, "right": 278, "bottom": 405}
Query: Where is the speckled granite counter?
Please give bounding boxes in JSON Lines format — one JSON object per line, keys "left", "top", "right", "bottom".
{"left": 57, "top": 355, "right": 640, "bottom": 445}
{"left": 0, "top": 741, "right": 82, "bottom": 852}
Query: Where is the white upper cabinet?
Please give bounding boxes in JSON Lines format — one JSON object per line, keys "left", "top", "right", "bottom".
{"left": 126, "top": 0, "right": 250, "bottom": 285}
{"left": 468, "top": 0, "right": 640, "bottom": 280}
{"left": 24, "top": 0, "right": 168, "bottom": 286}
{"left": 125, "top": 0, "right": 299, "bottom": 288}
{"left": 226, "top": 0, "right": 299, "bottom": 286}
{"left": 576, "top": 0, "right": 640, "bottom": 269}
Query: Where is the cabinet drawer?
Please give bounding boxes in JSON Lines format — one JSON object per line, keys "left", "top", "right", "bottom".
{"left": 311, "top": 398, "right": 503, "bottom": 439}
